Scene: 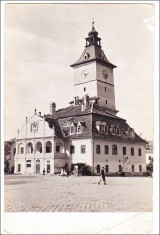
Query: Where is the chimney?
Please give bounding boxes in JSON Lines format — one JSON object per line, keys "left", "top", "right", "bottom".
{"left": 50, "top": 102, "right": 56, "bottom": 115}
{"left": 74, "top": 96, "right": 79, "bottom": 106}
{"left": 84, "top": 94, "right": 90, "bottom": 109}
{"left": 38, "top": 112, "right": 41, "bottom": 116}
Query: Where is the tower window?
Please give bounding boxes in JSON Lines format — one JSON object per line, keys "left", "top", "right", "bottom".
{"left": 105, "top": 87, "right": 106, "bottom": 92}
{"left": 106, "top": 100, "right": 107, "bottom": 104}
{"left": 84, "top": 87, "right": 86, "bottom": 92}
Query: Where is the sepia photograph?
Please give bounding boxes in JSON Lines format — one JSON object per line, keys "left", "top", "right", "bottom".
{"left": 2, "top": 1, "right": 159, "bottom": 234}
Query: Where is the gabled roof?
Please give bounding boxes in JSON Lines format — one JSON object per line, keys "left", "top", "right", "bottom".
{"left": 70, "top": 45, "right": 117, "bottom": 68}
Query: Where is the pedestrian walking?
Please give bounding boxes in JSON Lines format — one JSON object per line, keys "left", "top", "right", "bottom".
{"left": 98, "top": 167, "right": 107, "bottom": 185}
{"left": 43, "top": 168, "right": 46, "bottom": 175}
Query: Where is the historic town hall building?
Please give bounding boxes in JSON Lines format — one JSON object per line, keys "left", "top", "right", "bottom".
{"left": 13, "top": 22, "right": 147, "bottom": 175}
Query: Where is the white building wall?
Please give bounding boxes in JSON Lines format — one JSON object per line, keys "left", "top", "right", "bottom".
{"left": 66, "top": 138, "right": 93, "bottom": 166}
{"left": 93, "top": 139, "right": 146, "bottom": 175}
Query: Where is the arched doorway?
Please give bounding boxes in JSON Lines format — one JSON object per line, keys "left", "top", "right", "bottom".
{"left": 36, "top": 159, "right": 40, "bottom": 173}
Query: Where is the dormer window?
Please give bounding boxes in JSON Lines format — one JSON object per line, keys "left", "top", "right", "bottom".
{"left": 77, "top": 122, "right": 85, "bottom": 133}
{"left": 70, "top": 122, "right": 79, "bottom": 134}
{"left": 96, "top": 121, "right": 108, "bottom": 134}
{"left": 84, "top": 51, "right": 90, "bottom": 60}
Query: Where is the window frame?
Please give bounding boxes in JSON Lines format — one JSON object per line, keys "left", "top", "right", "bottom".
{"left": 138, "top": 148, "right": 142, "bottom": 156}
{"left": 139, "top": 165, "right": 142, "bottom": 172}
{"left": 123, "top": 147, "right": 126, "bottom": 155}
{"left": 96, "top": 145, "right": 101, "bottom": 154}
{"left": 112, "top": 145, "right": 117, "bottom": 155}
{"left": 131, "top": 147, "right": 134, "bottom": 156}
{"left": 105, "top": 145, "right": 109, "bottom": 154}
{"left": 97, "top": 165, "right": 100, "bottom": 174}
{"left": 81, "top": 145, "right": 86, "bottom": 154}
{"left": 105, "top": 165, "right": 109, "bottom": 173}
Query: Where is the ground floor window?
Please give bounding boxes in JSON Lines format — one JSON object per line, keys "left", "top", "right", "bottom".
{"left": 118, "top": 165, "right": 122, "bottom": 173}
{"left": 47, "top": 164, "right": 50, "bottom": 173}
{"left": 132, "top": 165, "right": 134, "bottom": 172}
{"left": 97, "top": 165, "right": 100, "bottom": 174}
{"left": 26, "top": 164, "right": 31, "bottom": 167}
{"left": 105, "top": 165, "right": 109, "bottom": 173}
{"left": 18, "top": 164, "right": 21, "bottom": 172}
{"left": 139, "top": 165, "right": 142, "bottom": 172}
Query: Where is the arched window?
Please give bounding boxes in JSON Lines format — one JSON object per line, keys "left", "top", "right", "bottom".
{"left": 46, "top": 141, "right": 52, "bottom": 153}
{"left": 35, "top": 142, "right": 42, "bottom": 153}
{"left": 26, "top": 142, "right": 33, "bottom": 154}
{"left": 112, "top": 145, "right": 117, "bottom": 155}
{"left": 18, "top": 143, "right": 24, "bottom": 154}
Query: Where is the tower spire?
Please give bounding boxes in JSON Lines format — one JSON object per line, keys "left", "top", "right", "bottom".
{"left": 92, "top": 18, "right": 95, "bottom": 30}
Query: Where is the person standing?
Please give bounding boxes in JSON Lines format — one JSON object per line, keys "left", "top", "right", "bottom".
{"left": 98, "top": 167, "right": 107, "bottom": 185}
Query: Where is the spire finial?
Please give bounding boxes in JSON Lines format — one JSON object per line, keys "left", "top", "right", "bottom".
{"left": 34, "top": 108, "right": 37, "bottom": 114}
{"left": 92, "top": 18, "right": 95, "bottom": 30}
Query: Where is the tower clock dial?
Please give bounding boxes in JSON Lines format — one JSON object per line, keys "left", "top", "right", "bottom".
{"left": 102, "top": 70, "right": 108, "bottom": 79}
{"left": 81, "top": 69, "right": 88, "bottom": 79}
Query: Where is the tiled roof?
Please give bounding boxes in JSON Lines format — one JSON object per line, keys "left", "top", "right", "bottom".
{"left": 92, "top": 114, "right": 147, "bottom": 144}
{"left": 45, "top": 104, "right": 147, "bottom": 144}
{"left": 70, "top": 45, "right": 117, "bottom": 68}
{"left": 46, "top": 104, "right": 122, "bottom": 120}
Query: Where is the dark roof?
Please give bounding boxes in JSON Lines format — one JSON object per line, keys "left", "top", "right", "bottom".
{"left": 46, "top": 103, "right": 122, "bottom": 120}
{"left": 70, "top": 45, "right": 117, "bottom": 68}
{"left": 92, "top": 114, "right": 147, "bottom": 144}
{"left": 45, "top": 104, "right": 147, "bottom": 144}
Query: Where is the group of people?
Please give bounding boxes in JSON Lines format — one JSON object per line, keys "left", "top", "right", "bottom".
{"left": 60, "top": 167, "right": 69, "bottom": 177}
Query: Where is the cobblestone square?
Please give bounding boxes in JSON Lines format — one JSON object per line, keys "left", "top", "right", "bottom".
{"left": 4, "top": 175, "right": 152, "bottom": 212}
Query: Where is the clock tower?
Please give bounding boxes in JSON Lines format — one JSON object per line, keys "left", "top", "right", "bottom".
{"left": 71, "top": 21, "right": 117, "bottom": 114}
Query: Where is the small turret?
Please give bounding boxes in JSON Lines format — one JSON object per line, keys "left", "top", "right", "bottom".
{"left": 50, "top": 102, "right": 56, "bottom": 115}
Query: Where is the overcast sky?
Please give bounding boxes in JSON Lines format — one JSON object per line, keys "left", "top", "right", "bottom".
{"left": 4, "top": 3, "right": 154, "bottom": 141}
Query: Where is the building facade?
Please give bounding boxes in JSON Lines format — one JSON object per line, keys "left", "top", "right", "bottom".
{"left": 13, "top": 22, "right": 147, "bottom": 175}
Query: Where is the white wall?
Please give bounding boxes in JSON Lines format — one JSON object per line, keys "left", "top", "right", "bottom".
{"left": 93, "top": 139, "right": 146, "bottom": 174}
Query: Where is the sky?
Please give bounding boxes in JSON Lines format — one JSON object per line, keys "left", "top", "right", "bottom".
{"left": 4, "top": 3, "right": 155, "bottom": 141}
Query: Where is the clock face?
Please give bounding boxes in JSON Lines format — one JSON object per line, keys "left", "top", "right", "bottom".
{"left": 102, "top": 70, "right": 108, "bottom": 79}
{"left": 81, "top": 69, "right": 88, "bottom": 79}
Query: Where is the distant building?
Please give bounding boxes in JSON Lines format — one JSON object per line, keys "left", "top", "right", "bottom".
{"left": 4, "top": 138, "right": 16, "bottom": 173}
{"left": 145, "top": 141, "right": 153, "bottom": 165}
{"left": 9, "top": 22, "right": 147, "bottom": 175}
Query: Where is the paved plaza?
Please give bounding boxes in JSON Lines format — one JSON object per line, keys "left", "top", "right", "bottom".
{"left": 4, "top": 175, "right": 152, "bottom": 212}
